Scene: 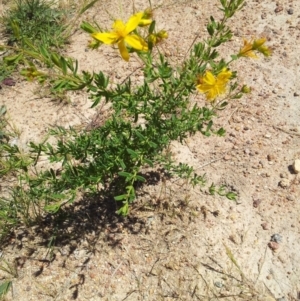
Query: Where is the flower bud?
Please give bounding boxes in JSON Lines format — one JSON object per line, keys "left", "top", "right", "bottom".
{"left": 241, "top": 85, "right": 251, "bottom": 93}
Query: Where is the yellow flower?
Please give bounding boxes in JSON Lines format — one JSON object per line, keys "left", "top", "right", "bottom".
{"left": 252, "top": 38, "right": 272, "bottom": 56}
{"left": 238, "top": 39, "right": 258, "bottom": 58}
{"left": 148, "top": 30, "right": 168, "bottom": 46}
{"left": 157, "top": 30, "right": 168, "bottom": 39}
{"left": 196, "top": 68, "right": 232, "bottom": 101}
{"left": 92, "top": 12, "right": 148, "bottom": 61}
{"left": 238, "top": 37, "right": 271, "bottom": 58}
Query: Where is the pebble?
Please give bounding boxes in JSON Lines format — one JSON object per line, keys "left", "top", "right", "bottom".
{"left": 267, "top": 154, "right": 275, "bottom": 161}
{"left": 292, "top": 159, "right": 300, "bottom": 174}
{"left": 279, "top": 172, "right": 287, "bottom": 178}
{"left": 287, "top": 8, "right": 293, "bottom": 14}
{"left": 294, "top": 92, "right": 299, "bottom": 97}
{"left": 214, "top": 281, "right": 223, "bottom": 288}
{"left": 275, "top": 6, "right": 283, "bottom": 13}
{"left": 261, "top": 222, "right": 269, "bottom": 230}
{"left": 268, "top": 241, "right": 280, "bottom": 251}
{"left": 253, "top": 199, "right": 262, "bottom": 208}
{"left": 264, "top": 133, "right": 271, "bottom": 138}
{"left": 271, "top": 233, "right": 282, "bottom": 243}
{"left": 279, "top": 178, "right": 290, "bottom": 188}
{"left": 224, "top": 155, "right": 231, "bottom": 161}
{"left": 286, "top": 195, "right": 295, "bottom": 202}
{"left": 244, "top": 148, "right": 250, "bottom": 155}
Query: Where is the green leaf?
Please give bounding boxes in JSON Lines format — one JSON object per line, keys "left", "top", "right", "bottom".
{"left": 149, "top": 21, "right": 156, "bottom": 34}
{"left": 79, "top": 0, "right": 100, "bottom": 15}
{"left": 117, "top": 202, "right": 129, "bottom": 215}
{"left": 118, "top": 171, "right": 132, "bottom": 178}
{"left": 4, "top": 53, "right": 23, "bottom": 65}
{"left": 226, "top": 192, "right": 237, "bottom": 201}
{"left": 127, "top": 148, "right": 138, "bottom": 158}
{"left": 60, "top": 57, "right": 67, "bottom": 75}
{"left": 216, "top": 128, "right": 226, "bottom": 136}
{"left": 51, "top": 53, "right": 62, "bottom": 68}
{"left": 136, "top": 175, "right": 146, "bottom": 182}
{"left": 44, "top": 203, "right": 61, "bottom": 213}
{"left": 144, "top": 158, "right": 153, "bottom": 167}
{"left": 114, "top": 194, "right": 127, "bottom": 201}
{"left": 0, "top": 280, "right": 12, "bottom": 297}
{"left": 0, "top": 105, "right": 7, "bottom": 116}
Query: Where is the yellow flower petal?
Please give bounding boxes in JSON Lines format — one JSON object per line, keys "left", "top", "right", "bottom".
{"left": 125, "top": 35, "right": 148, "bottom": 51}
{"left": 252, "top": 38, "right": 266, "bottom": 49}
{"left": 217, "top": 68, "right": 232, "bottom": 82}
{"left": 257, "top": 45, "right": 272, "bottom": 57}
{"left": 139, "top": 19, "right": 152, "bottom": 26}
{"left": 125, "top": 12, "right": 143, "bottom": 34}
{"left": 92, "top": 32, "right": 119, "bottom": 44}
{"left": 118, "top": 40, "right": 129, "bottom": 61}
{"left": 203, "top": 71, "right": 216, "bottom": 85}
{"left": 238, "top": 39, "right": 258, "bottom": 58}
{"left": 113, "top": 19, "right": 126, "bottom": 37}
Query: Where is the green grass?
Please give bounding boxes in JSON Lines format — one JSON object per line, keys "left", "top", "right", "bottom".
{"left": 2, "top": 0, "right": 68, "bottom": 48}
{"left": 0, "top": 0, "right": 70, "bottom": 81}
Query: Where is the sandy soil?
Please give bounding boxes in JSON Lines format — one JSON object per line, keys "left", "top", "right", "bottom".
{"left": 0, "top": 0, "right": 300, "bottom": 300}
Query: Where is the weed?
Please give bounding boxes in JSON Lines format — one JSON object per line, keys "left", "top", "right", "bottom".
{"left": 0, "top": 0, "right": 69, "bottom": 82}
{"left": 0, "top": 257, "right": 18, "bottom": 300}
{"left": 0, "top": 0, "right": 271, "bottom": 242}
{"left": 2, "top": 0, "right": 67, "bottom": 48}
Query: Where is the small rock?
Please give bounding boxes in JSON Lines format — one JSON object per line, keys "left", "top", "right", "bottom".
{"left": 287, "top": 8, "right": 293, "bottom": 14}
{"left": 165, "top": 261, "right": 179, "bottom": 270}
{"left": 214, "top": 281, "right": 223, "bottom": 288}
{"left": 264, "top": 133, "right": 271, "bottom": 138}
{"left": 244, "top": 148, "right": 250, "bottom": 155}
{"left": 253, "top": 199, "right": 262, "bottom": 208}
{"left": 261, "top": 222, "right": 269, "bottom": 230}
{"left": 275, "top": 6, "right": 283, "bottom": 13}
{"left": 261, "top": 13, "right": 267, "bottom": 19}
{"left": 292, "top": 159, "right": 300, "bottom": 174}
{"left": 224, "top": 155, "right": 231, "bottom": 161}
{"left": 286, "top": 195, "right": 295, "bottom": 202}
{"left": 229, "top": 234, "right": 240, "bottom": 244}
{"left": 279, "top": 178, "right": 290, "bottom": 188}
{"left": 267, "top": 154, "right": 275, "bottom": 161}
{"left": 268, "top": 241, "right": 280, "bottom": 251}
{"left": 294, "top": 92, "right": 299, "bottom": 97}
{"left": 279, "top": 172, "right": 287, "bottom": 178}
{"left": 271, "top": 233, "right": 282, "bottom": 243}
{"left": 2, "top": 78, "right": 16, "bottom": 86}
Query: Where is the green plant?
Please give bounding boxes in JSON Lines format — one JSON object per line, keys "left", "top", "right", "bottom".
{"left": 2, "top": 0, "right": 67, "bottom": 48}
{"left": 0, "top": 0, "right": 271, "bottom": 240}
{"left": 0, "top": 0, "right": 69, "bottom": 82}
{"left": 0, "top": 257, "right": 19, "bottom": 300}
